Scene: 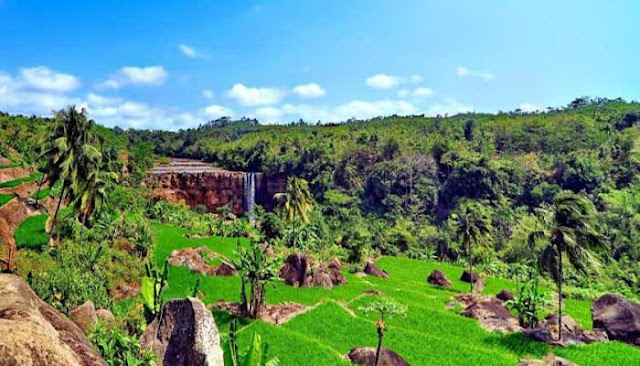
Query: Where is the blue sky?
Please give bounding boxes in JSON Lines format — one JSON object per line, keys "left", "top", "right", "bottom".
{"left": 0, "top": 0, "right": 638, "bottom": 130}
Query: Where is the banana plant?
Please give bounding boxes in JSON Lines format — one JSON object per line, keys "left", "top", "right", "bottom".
{"left": 223, "top": 319, "right": 279, "bottom": 366}
{"left": 141, "top": 260, "right": 168, "bottom": 323}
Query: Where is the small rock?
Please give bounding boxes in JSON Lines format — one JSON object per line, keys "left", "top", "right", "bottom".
{"left": 363, "top": 261, "right": 389, "bottom": 278}
{"left": 69, "top": 300, "right": 98, "bottom": 335}
{"left": 96, "top": 308, "right": 115, "bottom": 321}
{"left": 427, "top": 269, "right": 453, "bottom": 287}
{"left": 460, "top": 270, "right": 485, "bottom": 292}
{"left": 214, "top": 262, "right": 236, "bottom": 276}
{"left": 460, "top": 296, "right": 522, "bottom": 333}
{"left": 496, "top": 289, "right": 514, "bottom": 302}
{"left": 518, "top": 353, "right": 576, "bottom": 366}
{"left": 348, "top": 347, "right": 409, "bottom": 366}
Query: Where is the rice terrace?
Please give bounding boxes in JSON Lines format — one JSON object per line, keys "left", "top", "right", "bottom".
{"left": 1, "top": 1, "right": 640, "bottom": 365}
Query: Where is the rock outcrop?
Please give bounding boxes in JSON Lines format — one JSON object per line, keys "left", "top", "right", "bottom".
{"left": 140, "top": 297, "right": 224, "bottom": 366}
{"left": 69, "top": 300, "right": 99, "bottom": 335}
{"left": 348, "top": 347, "right": 409, "bottom": 366}
{"left": 168, "top": 246, "right": 236, "bottom": 276}
{"left": 592, "top": 293, "right": 640, "bottom": 346}
{"left": 459, "top": 295, "right": 522, "bottom": 333}
{"left": 0, "top": 274, "right": 106, "bottom": 366}
{"left": 363, "top": 261, "right": 390, "bottom": 278}
{"left": 280, "top": 254, "right": 346, "bottom": 289}
{"left": 427, "top": 269, "right": 453, "bottom": 287}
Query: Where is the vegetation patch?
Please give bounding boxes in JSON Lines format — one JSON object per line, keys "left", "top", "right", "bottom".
{"left": 0, "top": 193, "right": 13, "bottom": 207}
{"left": 0, "top": 172, "right": 42, "bottom": 188}
{"left": 30, "top": 187, "right": 51, "bottom": 201}
{"left": 15, "top": 214, "right": 48, "bottom": 249}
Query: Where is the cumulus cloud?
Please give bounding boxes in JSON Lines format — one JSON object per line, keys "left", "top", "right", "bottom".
{"left": 178, "top": 44, "right": 197, "bottom": 58}
{"left": 202, "top": 89, "right": 215, "bottom": 99}
{"left": 99, "top": 66, "right": 168, "bottom": 89}
{"left": 518, "top": 103, "right": 543, "bottom": 112}
{"left": 366, "top": 73, "right": 401, "bottom": 89}
{"left": 202, "top": 104, "right": 234, "bottom": 119}
{"left": 425, "top": 98, "right": 474, "bottom": 116}
{"left": 292, "top": 83, "right": 325, "bottom": 98}
{"left": 19, "top": 66, "right": 81, "bottom": 92}
{"left": 226, "top": 83, "right": 284, "bottom": 106}
{"left": 456, "top": 66, "right": 495, "bottom": 81}
{"left": 398, "top": 87, "right": 435, "bottom": 98}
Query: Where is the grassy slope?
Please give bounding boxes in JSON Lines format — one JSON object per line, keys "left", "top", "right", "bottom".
{"left": 152, "top": 223, "right": 640, "bottom": 366}
{"left": 14, "top": 214, "right": 48, "bottom": 249}
{"left": 0, "top": 193, "right": 12, "bottom": 207}
{"left": 30, "top": 187, "right": 50, "bottom": 200}
{"left": 0, "top": 172, "right": 42, "bottom": 188}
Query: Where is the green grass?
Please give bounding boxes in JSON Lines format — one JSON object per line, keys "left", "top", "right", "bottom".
{"left": 15, "top": 214, "right": 48, "bottom": 249}
{"left": 0, "top": 193, "right": 13, "bottom": 207}
{"left": 0, "top": 172, "right": 42, "bottom": 188}
{"left": 30, "top": 187, "right": 51, "bottom": 201}
{"left": 151, "top": 223, "right": 640, "bottom": 366}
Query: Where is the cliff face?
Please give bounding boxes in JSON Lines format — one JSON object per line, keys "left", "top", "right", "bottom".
{"left": 146, "top": 160, "right": 286, "bottom": 215}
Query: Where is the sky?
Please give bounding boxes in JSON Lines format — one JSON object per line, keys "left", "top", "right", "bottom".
{"left": 0, "top": 0, "right": 638, "bottom": 130}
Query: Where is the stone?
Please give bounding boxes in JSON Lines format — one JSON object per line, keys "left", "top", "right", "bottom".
{"left": 328, "top": 258, "right": 347, "bottom": 286}
{"left": 96, "top": 309, "right": 114, "bottom": 321}
{"left": 312, "top": 264, "right": 334, "bottom": 289}
{"left": 524, "top": 313, "right": 604, "bottom": 345}
{"left": 0, "top": 274, "right": 105, "bottom": 366}
{"left": 518, "top": 353, "right": 576, "bottom": 366}
{"left": 69, "top": 300, "right": 99, "bottom": 335}
{"left": 348, "top": 347, "right": 409, "bottom": 366}
{"left": 496, "top": 289, "right": 514, "bottom": 302}
{"left": 460, "top": 270, "right": 484, "bottom": 292}
{"left": 592, "top": 293, "right": 640, "bottom": 346}
{"left": 140, "top": 297, "right": 224, "bottom": 366}
{"left": 427, "top": 269, "right": 453, "bottom": 287}
{"left": 168, "top": 246, "right": 218, "bottom": 275}
{"left": 460, "top": 296, "right": 522, "bottom": 333}
{"left": 280, "top": 253, "right": 313, "bottom": 287}
{"left": 363, "top": 261, "right": 390, "bottom": 278}
{"left": 214, "top": 262, "right": 236, "bottom": 276}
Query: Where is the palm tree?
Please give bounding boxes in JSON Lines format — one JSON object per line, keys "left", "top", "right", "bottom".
{"left": 539, "top": 193, "right": 600, "bottom": 341}
{"left": 453, "top": 199, "right": 492, "bottom": 292}
{"left": 274, "top": 177, "right": 313, "bottom": 224}
{"left": 72, "top": 166, "right": 118, "bottom": 246}
{"left": 42, "top": 106, "right": 98, "bottom": 238}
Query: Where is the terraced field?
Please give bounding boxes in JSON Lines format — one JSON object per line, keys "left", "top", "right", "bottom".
{"left": 152, "top": 224, "right": 640, "bottom": 366}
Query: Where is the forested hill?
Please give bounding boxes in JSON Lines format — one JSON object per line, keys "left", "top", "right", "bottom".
{"left": 3, "top": 97, "right": 640, "bottom": 298}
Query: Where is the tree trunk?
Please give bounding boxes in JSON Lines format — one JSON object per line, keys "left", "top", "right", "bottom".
{"left": 558, "top": 249, "right": 563, "bottom": 342}
{"left": 34, "top": 175, "right": 44, "bottom": 205}
{"left": 375, "top": 320, "right": 384, "bottom": 366}
{"left": 468, "top": 240, "right": 474, "bottom": 293}
{"left": 50, "top": 183, "right": 66, "bottom": 239}
{"left": 240, "top": 278, "right": 248, "bottom": 316}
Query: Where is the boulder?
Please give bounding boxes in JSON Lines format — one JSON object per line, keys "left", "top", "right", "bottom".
{"left": 280, "top": 254, "right": 313, "bottom": 287}
{"left": 214, "top": 262, "right": 236, "bottom": 276}
{"left": 363, "top": 261, "right": 390, "bottom": 278}
{"left": 140, "top": 297, "right": 224, "bottom": 366}
{"left": 460, "top": 296, "right": 522, "bottom": 333}
{"left": 427, "top": 269, "right": 453, "bottom": 287}
{"left": 328, "top": 258, "right": 347, "bottom": 285}
{"left": 0, "top": 274, "right": 106, "bottom": 366}
{"left": 518, "top": 353, "right": 576, "bottom": 366}
{"left": 592, "top": 293, "right": 640, "bottom": 346}
{"left": 460, "top": 270, "right": 485, "bottom": 291}
{"left": 524, "top": 313, "right": 607, "bottom": 345}
{"left": 496, "top": 289, "right": 514, "bottom": 302}
{"left": 168, "top": 246, "right": 218, "bottom": 276}
{"left": 312, "top": 264, "right": 334, "bottom": 289}
{"left": 348, "top": 347, "right": 409, "bottom": 366}
{"left": 96, "top": 309, "right": 115, "bottom": 322}
{"left": 69, "top": 300, "right": 99, "bottom": 335}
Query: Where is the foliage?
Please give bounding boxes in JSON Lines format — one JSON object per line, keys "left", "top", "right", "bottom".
{"left": 507, "top": 277, "right": 549, "bottom": 328}
{"left": 224, "top": 319, "right": 279, "bottom": 366}
{"left": 14, "top": 214, "right": 49, "bottom": 249}
{"left": 89, "top": 323, "right": 156, "bottom": 366}
{"left": 141, "top": 261, "right": 168, "bottom": 323}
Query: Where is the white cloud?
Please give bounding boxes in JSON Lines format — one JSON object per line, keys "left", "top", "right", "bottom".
{"left": 366, "top": 73, "right": 401, "bottom": 89}
{"left": 202, "top": 89, "right": 215, "bottom": 99}
{"left": 202, "top": 104, "right": 234, "bottom": 119}
{"left": 99, "top": 66, "right": 168, "bottom": 89}
{"left": 226, "top": 83, "right": 284, "bottom": 106}
{"left": 255, "top": 106, "right": 283, "bottom": 121}
{"left": 425, "top": 98, "right": 474, "bottom": 116}
{"left": 292, "top": 83, "right": 325, "bottom": 98}
{"left": 410, "top": 74, "right": 423, "bottom": 84}
{"left": 19, "top": 66, "right": 80, "bottom": 92}
{"left": 397, "top": 87, "right": 435, "bottom": 98}
{"left": 518, "top": 103, "right": 542, "bottom": 112}
{"left": 456, "top": 66, "right": 495, "bottom": 81}
{"left": 178, "top": 44, "right": 197, "bottom": 58}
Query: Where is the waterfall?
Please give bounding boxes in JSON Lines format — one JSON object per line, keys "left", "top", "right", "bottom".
{"left": 244, "top": 172, "right": 256, "bottom": 221}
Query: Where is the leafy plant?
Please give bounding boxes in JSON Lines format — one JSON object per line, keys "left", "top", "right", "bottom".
{"left": 506, "top": 277, "right": 549, "bottom": 328}
{"left": 141, "top": 260, "right": 168, "bottom": 323}
{"left": 360, "top": 297, "right": 407, "bottom": 366}
{"left": 89, "top": 323, "right": 156, "bottom": 366}
{"left": 224, "top": 319, "right": 279, "bottom": 366}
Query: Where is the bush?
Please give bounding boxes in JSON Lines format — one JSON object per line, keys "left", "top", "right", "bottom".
{"left": 15, "top": 214, "right": 49, "bottom": 249}
{"left": 89, "top": 323, "right": 156, "bottom": 366}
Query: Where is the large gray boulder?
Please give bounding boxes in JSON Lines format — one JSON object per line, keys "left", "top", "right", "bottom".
{"left": 592, "top": 293, "right": 640, "bottom": 346}
{"left": 0, "top": 274, "right": 105, "bottom": 366}
{"left": 140, "top": 297, "right": 224, "bottom": 366}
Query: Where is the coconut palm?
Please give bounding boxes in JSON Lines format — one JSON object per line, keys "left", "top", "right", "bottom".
{"left": 273, "top": 177, "right": 313, "bottom": 224}
{"left": 72, "top": 166, "right": 118, "bottom": 246}
{"left": 539, "top": 193, "right": 601, "bottom": 341}
{"left": 453, "top": 199, "right": 492, "bottom": 292}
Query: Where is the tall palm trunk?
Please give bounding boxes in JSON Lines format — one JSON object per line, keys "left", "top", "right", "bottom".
{"left": 468, "top": 239, "right": 474, "bottom": 293}
{"left": 374, "top": 315, "right": 385, "bottom": 366}
{"left": 50, "top": 183, "right": 66, "bottom": 238}
{"left": 34, "top": 175, "right": 44, "bottom": 205}
{"left": 557, "top": 248, "right": 563, "bottom": 341}
{"left": 240, "top": 278, "right": 248, "bottom": 316}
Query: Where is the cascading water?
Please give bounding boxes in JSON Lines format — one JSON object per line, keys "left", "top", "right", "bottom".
{"left": 244, "top": 172, "right": 256, "bottom": 222}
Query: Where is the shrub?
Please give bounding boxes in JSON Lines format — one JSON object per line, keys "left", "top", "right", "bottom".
{"left": 89, "top": 323, "right": 156, "bottom": 366}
